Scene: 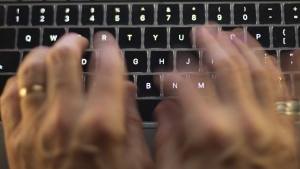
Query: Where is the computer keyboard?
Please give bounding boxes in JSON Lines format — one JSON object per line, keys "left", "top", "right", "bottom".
{"left": 0, "top": 1, "right": 300, "bottom": 125}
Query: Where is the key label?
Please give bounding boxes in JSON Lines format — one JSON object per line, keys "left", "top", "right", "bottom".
{"left": 50, "top": 35, "right": 58, "bottom": 42}
{"left": 294, "top": 7, "right": 298, "bottom": 11}
{"left": 198, "top": 82, "right": 205, "bottom": 89}
{"left": 153, "top": 34, "right": 158, "bottom": 41}
{"left": 146, "top": 83, "right": 151, "bottom": 89}
{"left": 115, "top": 8, "right": 120, "bottom": 13}
{"left": 179, "top": 34, "right": 185, "bottom": 41}
{"left": 186, "top": 58, "right": 190, "bottom": 65}
{"left": 25, "top": 35, "right": 31, "bottom": 42}
{"left": 283, "top": 29, "right": 286, "bottom": 36}
{"left": 141, "top": 7, "right": 145, "bottom": 11}
{"left": 159, "top": 58, "right": 165, "bottom": 65}
{"left": 173, "top": 83, "right": 178, "bottom": 89}
{"left": 133, "top": 58, "right": 138, "bottom": 65}
{"left": 256, "top": 34, "right": 261, "bottom": 40}
{"left": 127, "top": 34, "right": 132, "bottom": 41}
{"left": 82, "top": 58, "right": 87, "bottom": 65}
{"left": 0, "top": 65, "right": 3, "bottom": 69}
{"left": 102, "top": 35, "right": 107, "bottom": 41}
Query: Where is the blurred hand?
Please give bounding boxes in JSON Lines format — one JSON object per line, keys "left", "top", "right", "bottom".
{"left": 0, "top": 32, "right": 153, "bottom": 169}
{"left": 154, "top": 25, "right": 298, "bottom": 169}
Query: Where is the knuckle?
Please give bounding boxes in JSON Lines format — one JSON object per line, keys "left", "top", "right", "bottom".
{"left": 19, "top": 58, "right": 43, "bottom": 78}
{"left": 47, "top": 45, "right": 76, "bottom": 64}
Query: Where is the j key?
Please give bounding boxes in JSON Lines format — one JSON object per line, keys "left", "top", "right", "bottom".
{"left": 94, "top": 28, "right": 116, "bottom": 37}
{"left": 0, "top": 75, "right": 13, "bottom": 95}
{"left": 273, "top": 27, "right": 296, "bottom": 48}
{"left": 157, "top": 4, "right": 180, "bottom": 25}
{"left": 285, "top": 4, "right": 300, "bottom": 24}
{"left": 170, "top": 27, "right": 192, "bottom": 48}
{"left": 137, "top": 99, "right": 161, "bottom": 121}
{"left": 144, "top": 27, "right": 167, "bottom": 48}
{"left": 18, "top": 28, "right": 40, "bottom": 49}
{"left": 32, "top": 6, "right": 54, "bottom": 25}
{"left": 176, "top": 51, "right": 199, "bottom": 72}
{"left": 247, "top": 27, "right": 270, "bottom": 48}
{"left": 7, "top": 6, "right": 29, "bottom": 25}
{"left": 132, "top": 5, "right": 154, "bottom": 25}
{"left": 0, "top": 52, "right": 20, "bottom": 72}
{"left": 107, "top": 5, "right": 129, "bottom": 25}
{"left": 69, "top": 28, "right": 90, "bottom": 41}
{"left": 234, "top": 4, "right": 256, "bottom": 24}
{"left": 0, "top": 29, "right": 15, "bottom": 49}
{"left": 56, "top": 5, "right": 78, "bottom": 25}
{"left": 280, "top": 50, "right": 300, "bottom": 71}
{"left": 208, "top": 4, "right": 231, "bottom": 24}
{"left": 125, "top": 51, "right": 147, "bottom": 72}
{"left": 81, "top": 5, "right": 103, "bottom": 25}
{"left": 43, "top": 28, "right": 65, "bottom": 46}
{"left": 183, "top": 4, "right": 205, "bottom": 25}
{"left": 150, "top": 51, "right": 173, "bottom": 72}
{"left": 137, "top": 75, "right": 160, "bottom": 97}
{"left": 82, "top": 51, "right": 96, "bottom": 72}
{"left": 0, "top": 6, "right": 4, "bottom": 25}
{"left": 259, "top": 4, "right": 281, "bottom": 24}
{"left": 119, "top": 28, "right": 141, "bottom": 49}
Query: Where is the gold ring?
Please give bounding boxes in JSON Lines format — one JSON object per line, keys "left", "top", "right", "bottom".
{"left": 276, "top": 101, "right": 300, "bottom": 115}
{"left": 19, "top": 84, "right": 45, "bottom": 98}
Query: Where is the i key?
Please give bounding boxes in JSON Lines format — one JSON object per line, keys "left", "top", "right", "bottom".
{"left": 18, "top": 28, "right": 40, "bottom": 49}
{"left": 183, "top": 4, "right": 205, "bottom": 25}
{"left": 273, "top": 27, "right": 296, "bottom": 48}
{"left": 157, "top": 4, "right": 180, "bottom": 25}
{"left": 81, "top": 5, "right": 103, "bottom": 25}
{"left": 234, "top": 4, "right": 256, "bottom": 24}
{"left": 119, "top": 28, "right": 141, "bottom": 49}
{"left": 208, "top": 4, "right": 231, "bottom": 24}
{"left": 32, "top": 6, "right": 54, "bottom": 25}
{"left": 107, "top": 5, "right": 129, "bottom": 25}
{"left": 132, "top": 5, "right": 154, "bottom": 25}
{"left": 7, "top": 6, "right": 29, "bottom": 25}
{"left": 285, "top": 4, "right": 300, "bottom": 24}
{"left": 56, "top": 5, "right": 78, "bottom": 25}
{"left": 259, "top": 4, "right": 281, "bottom": 24}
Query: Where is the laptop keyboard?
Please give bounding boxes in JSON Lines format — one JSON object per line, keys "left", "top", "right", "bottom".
{"left": 0, "top": 1, "right": 300, "bottom": 125}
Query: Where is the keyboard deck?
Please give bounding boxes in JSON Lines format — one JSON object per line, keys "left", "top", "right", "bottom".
{"left": 0, "top": 1, "right": 300, "bottom": 126}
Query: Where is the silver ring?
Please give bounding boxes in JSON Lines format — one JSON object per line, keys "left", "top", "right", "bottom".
{"left": 276, "top": 101, "right": 300, "bottom": 115}
{"left": 19, "top": 84, "right": 45, "bottom": 98}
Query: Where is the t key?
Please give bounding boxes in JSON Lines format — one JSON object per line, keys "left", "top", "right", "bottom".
{"left": 119, "top": 28, "right": 141, "bottom": 49}
{"left": 7, "top": 6, "right": 29, "bottom": 25}
{"left": 208, "top": 4, "right": 231, "bottom": 24}
{"left": 157, "top": 4, "right": 180, "bottom": 25}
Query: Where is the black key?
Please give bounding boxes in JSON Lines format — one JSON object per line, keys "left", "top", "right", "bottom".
{"left": 94, "top": 28, "right": 116, "bottom": 37}
{"left": 22, "top": 51, "right": 30, "bottom": 61}
{"left": 7, "top": 6, "right": 29, "bottom": 25}
{"left": 280, "top": 50, "right": 300, "bottom": 71}
{"left": 81, "top": 5, "right": 103, "bottom": 25}
{"left": 32, "top": 6, "right": 54, "bottom": 25}
{"left": 170, "top": 27, "right": 192, "bottom": 48}
{"left": 18, "top": 28, "right": 40, "bottom": 49}
{"left": 150, "top": 51, "right": 173, "bottom": 72}
{"left": 0, "top": 6, "right": 4, "bottom": 25}
{"left": 222, "top": 26, "right": 243, "bottom": 31}
{"left": 163, "top": 74, "right": 186, "bottom": 96}
{"left": 43, "top": 28, "right": 65, "bottom": 46}
{"left": 259, "top": 4, "right": 281, "bottom": 24}
{"left": 82, "top": 51, "right": 96, "bottom": 72}
{"left": 132, "top": 5, "right": 154, "bottom": 25}
{"left": 247, "top": 27, "right": 270, "bottom": 48}
{"left": 125, "top": 51, "right": 147, "bottom": 73}
{"left": 128, "top": 75, "right": 134, "bottom": 83}
{"left": 273, "top": 27, "right": 296, "bottom": 48}
{"left": 137, "top": 99, "right": 161, "bottom": 122}
{"left": 157, "top": 4, "right": 180, "bottom": 25}
{"left": 144, "top": 27, "right": 167, "bottom": 48}
{"left": 107, "top": 5, "right": 129, "bottom": 25}
{"left": 234, "top": 4, "right": 256, "bottom": 24}
{"left": 208, "top": 4, "right": 231, "bottom": 24}
{"left": 137, "top": 75, "right": 160, "bottom": 97}
{"left": 0, "top": 52, "right": 20, "bottom": 72}
{"left": 69, "top": 28, "right": 90, "bottom": 41}
{"left": 56, "top": 5, "right": 78, "bottom": 25}
{"left": 0, "top": 29, "right": 15, "bottom": 49}
{"left": 183, "top": 4, "right": 205, "bottom": 25}
{"left": 176, "top": 51, "right": 199, "bottom": 72}
{"left": 119, "top": 28, "right": 141, "bottom": 49}
{"left": 0, "top": 75, "right": 13, "bottom": 95}
{"left": 285, "top": 4, "right": 300, "bottom": 24}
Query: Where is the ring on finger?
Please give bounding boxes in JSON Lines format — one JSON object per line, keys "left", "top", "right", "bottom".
{"left": 19, "top": 84, "right": 45, "bottom": 98}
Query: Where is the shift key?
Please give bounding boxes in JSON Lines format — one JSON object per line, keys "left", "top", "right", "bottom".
{"left": 0, "top": 52, "right": 20, "bottom": 72}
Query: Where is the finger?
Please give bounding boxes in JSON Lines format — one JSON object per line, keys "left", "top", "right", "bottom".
{"left": 46, "top": 33, "right": 88, "bottom": 101}
{"left": 0, "top": 77, "right": 21, "bottom": 137}
{"left": 17, "top": 47, "right": 48, "bottom": 118}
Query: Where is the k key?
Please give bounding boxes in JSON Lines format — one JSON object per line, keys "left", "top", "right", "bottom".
{"left": 209, "top": 4, "right": 231, "bottom": 24}
{"left": 7, "top": 6, "right": 29, "bottom": 25}
{"left": 157, "top": 4, "right": 180, "bottom": 25}
{"left": 259, "top": 4, "right": 281, "bottom": 24}
{"left": 32, "top": 6, "right": 54, "bottom": 25}
{"left": 56, "top": 5, "right": 78, "bottom": 25}
{"left": 43, "top": 28, "right": 65, "bottom": 46}
{"left": 132, "top": 5, "right": 154, "bottom": 25}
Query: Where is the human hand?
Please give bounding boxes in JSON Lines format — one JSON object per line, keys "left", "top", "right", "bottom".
{"left": 1, "top": 32, "right": 153, "bottom": 169}
{"left": 154, "top": 25, "right": 298, "bottom": 169}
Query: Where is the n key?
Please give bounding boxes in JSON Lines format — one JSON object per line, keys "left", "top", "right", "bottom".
{"left": 43, "top": 28, "right": 65, "bottom": 46}
{"left": 7, "top": 6, "right": 29, "bottom": 25}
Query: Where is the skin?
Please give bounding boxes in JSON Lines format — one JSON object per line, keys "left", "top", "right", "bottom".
{"left": 0, "top": 25, "right": 298, "bottom": 169}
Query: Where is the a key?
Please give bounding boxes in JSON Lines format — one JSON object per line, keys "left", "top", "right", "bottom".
{"left": 106, "top": 5, "right": 129, "bottom": 25}
{"left": 94, "top": 28, "right": 116, "bottom": 37}
{"left": 144, "top": 27, "right": 167, "bottom": 48}
{"left": 137, "top": 99, "right": 161, "bottom": 122}
{"left": 176, "top": 51, "right": 199, "bottom": 72}
{"left": 150, "top": 51, "right": 173, "bottom": 72}
{"left": 157, "top": 4, "right": 180, "bottom": 25}
{"left": 132, "top": 5, "right": 154, "bottom": 25}
{"left": 280, "top": 50, "right": 300, "bottom": 71}
{"left": 32, "top": 5, "right": 54, "bottom": 25}
{"left": 119, "top": 28, "right": 141, "bottom": 49}
{"left": 0, "top": 6, "right": 4, "bottom": 25}
{"left": 0, "top": 75, "right": 13, "bottom": 95}
{"left": 137, "top": 75, "right": 160, "bottom": 97}
{"left": 7, "top": 6, "right": 29, "bottom": 25}
{"left": 285, "top": 4, "right": 300, "bottom": 24}
{"left": 170, "top": 27, "right": 192, "bottom": 48}
{"left": 234, "top": 4, "right": 256, "bottom": 24}
{"left": 0, "top": 28, "right": 15, "bottom": 49}
{"left": 247, "top": 27, "right": 270, "bottom": 48}
{"left": 273, "top": 27, "right": 296, "bottom": 48}
{"left": 69, "top": 28, "right": 90, "bottom": 41}
{"left": 17, "top": 28, "right": 40, "bottom": 49}
{"left": 0, "top": 52, "right": 20, "bottom": 72}
{"left": 56, "top": 5, "right": 78, "bottom": 25}
{"left": 43, "top": 28, "right": 65, "bottom": 46}
{"left": 259, "top": 4, "right": 281, "bottom": 24}
{"left": 183, "top": 4, "right": 205, "bottom": 25}
{"left": 81, "top": 5, "right": 103, "bottom": 25}
{"left": 82, "top": 51, "right": 96, "bottom": 72}
{"left": 125, "top": 51, "right": 147, "bottom": 73}
{"left": 208, "top": 4, "right": 231, "bottom": 24}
